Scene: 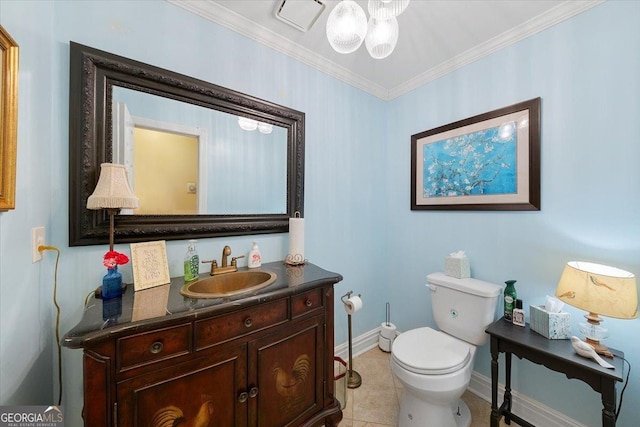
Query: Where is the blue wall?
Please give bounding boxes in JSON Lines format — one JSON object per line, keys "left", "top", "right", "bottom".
{"left": 1, "top": 1, "right": 638, "bottom": 426}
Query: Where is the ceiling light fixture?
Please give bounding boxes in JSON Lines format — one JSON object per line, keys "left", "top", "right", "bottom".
{"left": 238, "top": 117, "right": 273, "bottom": 134}
{"left": 238, "top": 117, "right": 258, "bottom": 131}
{"left": 326, "top": 0, "right": 409, "bottom": 59}
{"left": 368, "top": 0, "right": 410, "bottom": 19}
{"left": 257, "top": 122, "right": 273, "bottom": 134}
{"left": 365, "top": 16, "right": 399, "bottom": 59}
{"left": 326, "top": 0, "right": 368, "bottom": 54}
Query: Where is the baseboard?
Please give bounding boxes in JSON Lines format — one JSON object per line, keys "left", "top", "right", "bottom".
{"left": 468, "top": 372, "right": 587, "bottom": 427}
{"left": 335, "top": 327, "right": 586, "bottom": 427}
{"left": 334, "top": 326, "right": 384, "bottom": 361}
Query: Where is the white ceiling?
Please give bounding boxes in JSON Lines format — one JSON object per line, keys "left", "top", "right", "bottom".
{"left": 170, "top": 0, "right": 603, "bottom": 100}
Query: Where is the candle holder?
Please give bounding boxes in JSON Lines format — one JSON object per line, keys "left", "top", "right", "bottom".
{"left": 284, "top": 254, "right": 307, "bottom": 266}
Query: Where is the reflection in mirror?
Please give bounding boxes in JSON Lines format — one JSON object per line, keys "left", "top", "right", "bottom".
{"left": 112, "top": 87, "right": 288, "bottom": 215}
{"left": 69, "top": 42, "right": 304, "bottom": 246}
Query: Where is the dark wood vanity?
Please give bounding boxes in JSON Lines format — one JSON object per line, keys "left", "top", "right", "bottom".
{"left": 63, "top": 262, "right": 343, "bottom": 427}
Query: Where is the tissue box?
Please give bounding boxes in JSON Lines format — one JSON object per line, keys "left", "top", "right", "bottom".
{"left": 444, "top": 256, "right": 470, "bottom": 279}
{"left": 529, "top": 305, "right": 571, "bottom": 339}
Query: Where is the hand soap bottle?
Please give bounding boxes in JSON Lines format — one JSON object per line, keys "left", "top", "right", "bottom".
{"left": 248, "top": 242, "right": 262, "bottom": 268}
{"left": 503, "top": 280, "right": 517, "bottom": 322}
{"left": 184, "top": 240, "right": 199, "bottom": 281}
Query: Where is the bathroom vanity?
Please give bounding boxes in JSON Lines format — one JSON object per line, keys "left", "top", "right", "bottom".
{"left": 63, "top": 262, "right": 343, "bottom": 427}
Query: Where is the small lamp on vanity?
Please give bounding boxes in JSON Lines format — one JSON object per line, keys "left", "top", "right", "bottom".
{"left": 87, "top": 163, "right": 139, "bottom": 252}
{"left": 555, "top": 261, "right": 637, "bottom": 357}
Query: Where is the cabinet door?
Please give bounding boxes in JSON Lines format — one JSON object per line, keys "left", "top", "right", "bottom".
{"left": 249, "top": 316, "right": 324, "bottom": 427}
{"left": 117, "top": 343, "right": 247, "bottom": 427}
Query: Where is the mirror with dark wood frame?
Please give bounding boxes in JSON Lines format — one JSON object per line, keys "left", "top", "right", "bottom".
{"left": 69, "top": 42, "right": 304, "bottom": 246}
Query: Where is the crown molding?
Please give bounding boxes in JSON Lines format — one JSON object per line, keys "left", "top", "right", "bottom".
{"left": 167, "top": 0, "right": 390, "bottom": 99}
{"left": 168, "top": 0, "right": 603, "bottom": 101}
{"left": 388, "top": 0, "right": 605, "bottom": 99}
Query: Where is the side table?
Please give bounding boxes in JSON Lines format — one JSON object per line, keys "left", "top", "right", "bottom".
{"left": 485, "top": 318, "right": 624, "bottom": 427}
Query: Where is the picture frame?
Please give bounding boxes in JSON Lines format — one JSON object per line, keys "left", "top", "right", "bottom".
{"left": 0, "top": 25, "right": 19, "bottom": 211}
{"left": 130, "top": 240, "right": 171, "bottom": 291}
{"left": 411, "top": 98, "right": 541, "bottom": 211}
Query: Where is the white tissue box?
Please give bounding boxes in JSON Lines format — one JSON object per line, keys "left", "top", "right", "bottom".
{"left": 529, "top": 305, "right": 571, "bottom": 339}
{"left": 444, "top": 256, "right": 470, "bottom": 279}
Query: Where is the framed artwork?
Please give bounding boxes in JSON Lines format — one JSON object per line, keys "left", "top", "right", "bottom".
{"left": 130, "top": 240, "right": 171, "bottom": 291}
{"left": 411, "top": 98, "right": 540, "bottom": 211}
{"left": 0, "top": 25, "right": 19, "bottom": 211}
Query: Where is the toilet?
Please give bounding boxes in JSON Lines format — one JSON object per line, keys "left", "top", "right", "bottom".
{"left": 391, "top": 272, "right": 503, "bottom": 427}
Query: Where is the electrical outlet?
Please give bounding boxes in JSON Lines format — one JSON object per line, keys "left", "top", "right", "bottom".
{"left": 32, "top": 226, "right": 45, "bottom": 263}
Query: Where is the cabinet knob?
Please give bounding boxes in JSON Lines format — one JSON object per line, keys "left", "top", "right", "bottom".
{"left": 249, "top": 387, "right": 259, "bottom": 398}
{"left": 244, "top": 317, "right": 253, "bottom": 328}
{"left": 305, "top": 299, "right": 313, "bottom": 307}
{"left": 238, "top": 391, "right": 249, "bottom": 403}
{"left": 149, "top": 341, "right": 164, "bottom": 354}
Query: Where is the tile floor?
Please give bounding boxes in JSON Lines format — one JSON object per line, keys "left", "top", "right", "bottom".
{"left": 338, "top": 347, "right": 515, "bottom": 427}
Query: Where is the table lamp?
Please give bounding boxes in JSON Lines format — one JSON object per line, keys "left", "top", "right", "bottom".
{"left": 87, "top": 163, "right": 139, "bottom": 251}
{"left": 555, "top": 261, "right": 637, "bottom": 358}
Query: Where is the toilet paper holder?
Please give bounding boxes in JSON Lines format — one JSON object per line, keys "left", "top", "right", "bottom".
{"left": 341, "top": 291, "right": 362, "bottom": 389}
{"left": 379, "top": 302, "right": 397, "bottom": 352}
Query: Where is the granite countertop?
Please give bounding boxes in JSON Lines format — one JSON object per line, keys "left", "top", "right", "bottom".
{"left": 62, "top": 261, "right": 342, "bottom": 349}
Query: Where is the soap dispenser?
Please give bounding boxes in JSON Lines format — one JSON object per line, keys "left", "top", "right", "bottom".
{"left": 248, "top": 242, "right": 262, "bottom": 268}
{"left": 184, "top": 240, "right": 200, "bottom": 281}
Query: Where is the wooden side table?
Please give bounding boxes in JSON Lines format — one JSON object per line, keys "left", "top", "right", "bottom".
{"left": 485, "top": 318, "right": 624, "bottom": 427}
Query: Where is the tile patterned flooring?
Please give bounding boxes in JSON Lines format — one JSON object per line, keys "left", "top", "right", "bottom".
{"left": 338, "top": 347, "right": 514, "bottom": 427}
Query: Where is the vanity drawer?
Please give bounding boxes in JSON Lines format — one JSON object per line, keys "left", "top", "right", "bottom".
{"left": 195, "top": 298, "right": 289, "bottom": 350}
{"left": 118, "top": 323, "right": 191, "bottom": 371}
{"left": 292, "top": 288, "right": 324, "bottom": 318}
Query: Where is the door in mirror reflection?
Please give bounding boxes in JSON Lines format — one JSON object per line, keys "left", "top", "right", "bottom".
{"left": 134, "top": 128, "right": 199, "bottom": 215}
{"left": 112, "top": 86, "right": 288, "bottom": 216}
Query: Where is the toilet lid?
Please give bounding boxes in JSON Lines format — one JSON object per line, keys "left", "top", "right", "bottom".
{"left": 392, "top": 327, "right": 471, "bottom": 375}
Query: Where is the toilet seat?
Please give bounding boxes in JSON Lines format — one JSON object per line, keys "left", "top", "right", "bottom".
{"left": 392, "top": 327, "right": 471, "bottom": 375}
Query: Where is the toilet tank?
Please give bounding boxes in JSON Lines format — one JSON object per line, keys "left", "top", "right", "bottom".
{"left": 427, "top": 272, "right": 503, "bottom": 346}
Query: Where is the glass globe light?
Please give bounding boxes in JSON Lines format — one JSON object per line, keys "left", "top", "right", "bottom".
{"left": 257, "top": 122, "right": 273, "bottom": 134}
{"left": 368, "top": 0, "right": 410, "bottom": 19}
{"left": 365, "top": 16, "right": 399, "bottom": 59}
{"left": 238, "top": 117, "right": 257, "bottom": 131}
{"left": 326, "top": 0, "right": 368, "bottom": 54}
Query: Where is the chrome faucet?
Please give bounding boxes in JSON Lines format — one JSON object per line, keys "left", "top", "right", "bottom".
{"left": 202, "top": 245, "right": 244, "bottom": 275}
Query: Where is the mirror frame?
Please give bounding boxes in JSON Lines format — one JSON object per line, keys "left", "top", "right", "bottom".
{"left": 69, "top": 42, "right": 304, "bottom": 246}
{"left": 0, "top": 25, "right": 19, "bottom": 211}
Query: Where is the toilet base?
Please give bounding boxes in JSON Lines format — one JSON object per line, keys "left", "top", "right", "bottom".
{"left": 398, "top": 396, "right": 471, "bottom": 427}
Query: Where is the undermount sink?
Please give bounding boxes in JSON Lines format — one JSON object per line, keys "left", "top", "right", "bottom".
{"left": 180, "top": 270, "right": 277, "bottom": 299}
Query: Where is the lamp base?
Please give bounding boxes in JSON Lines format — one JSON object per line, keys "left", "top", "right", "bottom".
{"left": 584, "top": 338, "right": 614, "bottom": 359}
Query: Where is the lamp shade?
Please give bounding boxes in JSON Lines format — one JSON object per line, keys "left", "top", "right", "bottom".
{"left": 257, "top": 122, "right": 273, "bottom": 134}
{"left": 326, "top": 0, "right": 368, "bottom": 54}
{"left": 238, "top": 117, "right": 258, "bottom": 131}
{"left": 368, "top": 0, "right": 410, "bottom": 19}
{"left": 365, "top": 16, "right": 399, "bottom": 59}
{"left": 87, "top": 163, "right": 139, "bottom": 210}
{"left": 555, "top": 261, "right": 638, "bottom": 319}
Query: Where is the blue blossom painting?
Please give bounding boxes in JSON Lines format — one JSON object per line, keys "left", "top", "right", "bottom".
{"left": 423, "top": 122, "right": 517, "bottom": 198}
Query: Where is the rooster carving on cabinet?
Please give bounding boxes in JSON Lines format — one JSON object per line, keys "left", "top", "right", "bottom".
{"left": 150, "top": 399, "right": 215, "bottom": 427}
{"left": 273, "top": 354, "right": 311, "bottom": 415}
